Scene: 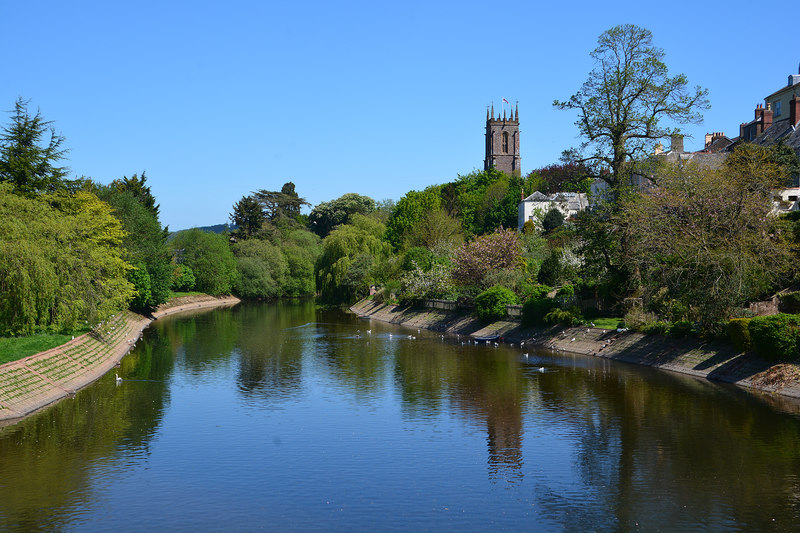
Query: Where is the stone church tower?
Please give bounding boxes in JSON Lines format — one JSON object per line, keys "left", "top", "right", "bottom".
{"left": 484, "top": 103, "right": 520, "bottom": 175}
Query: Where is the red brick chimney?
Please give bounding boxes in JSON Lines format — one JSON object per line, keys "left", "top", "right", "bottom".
{"left": 754, "top": 104, "right": 763, "bottom": 134}
{"left": 791, "top": 95, "right": 800, "bottom": 127}
{"left": 763, "top": 103, "right": 774, "bottom": 131}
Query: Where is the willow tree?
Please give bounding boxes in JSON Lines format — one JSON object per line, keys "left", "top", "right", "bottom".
{"left": 316, "top": 214, "right": 391, "bottom": 303}
{"left": 554, "top": 24, "right": 709, "bottom": 188}
{"left": 0, "top": 184, "right": 135, "bottom": 334}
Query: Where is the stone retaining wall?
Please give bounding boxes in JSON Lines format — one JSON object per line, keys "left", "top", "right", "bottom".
{"left": 351, "top": 299, "right": 800, "bottom": 401}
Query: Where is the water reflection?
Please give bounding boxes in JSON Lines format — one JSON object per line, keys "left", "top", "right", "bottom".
{"left": 0, "top": 301, "right": 799, "bottom": 532}
{"left": 0, "top": 329, "right": 173, "bottom": 531}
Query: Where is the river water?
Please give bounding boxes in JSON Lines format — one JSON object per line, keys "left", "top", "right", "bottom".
{"left": 0, "top": 301, "right": 799, "bottom": 532}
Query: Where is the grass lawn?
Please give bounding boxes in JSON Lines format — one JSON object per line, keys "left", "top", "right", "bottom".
{"left": 589, "top": 317, "right": 623, "bottom": 330}
{"left": 0, "top": 329, "right": 89, "bottom": 365}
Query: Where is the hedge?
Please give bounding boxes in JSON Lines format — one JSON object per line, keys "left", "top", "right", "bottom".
{"left": 727, "top": 318, "right": 752, "bottom": 352}
{"left": 749, "top": 314, "right": 800, "bottom": 361}
{"left": 474, "top": 286, "right": 518, "bottom": 321}
{"left": 521, "top": 297, "right": 558, "bottom": 327}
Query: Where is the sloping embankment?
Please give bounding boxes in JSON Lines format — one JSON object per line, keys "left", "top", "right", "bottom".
{"left": 351, "top": 299, "right": 800, "bottom": 401}
{"left": 0, "top": 295, "right": 240, "bottom": 426}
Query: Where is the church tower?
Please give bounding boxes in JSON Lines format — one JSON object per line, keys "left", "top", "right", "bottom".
{"left": 484, "top": 102, "right": 520, "bottom": 175}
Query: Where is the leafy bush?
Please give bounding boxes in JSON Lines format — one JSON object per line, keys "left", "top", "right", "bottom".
{"left": 542, "top": 208, "right": 564, "bottom": 234}
{"left": 522, "top": 283, "right": 552, "bottom": 301}
{"left": 128, "top": 264, "right": 153, "bottom": 310}
{"left": 667, "top": 320, "right": 694, "bottom": 338}
{"left": 399, "top": 261, "right": 453, "bottom": 302}
{"left": 474, "top": 286, "right": 518, "bottom": 321}
{"left": 640, "top": 321, "right": 669, "bottom": 335}
{"left": 556, "top": 284, "right": 575, "bottom": 298}
{"left": 623, "top": 307, "right": 658, "bottom": 332}
{"left": 521, "top": 297, "right": 558, "bottom": 327}
{"left": 402, "top": 247, "right": 434, "bottom": 272}
{"left": 749, "top": 314, "right": 800, "bottom": 361}
{"left": 727, "top": 318, "right": 752, "bottom": 352}
{"left": 171, "top": 264, "right": 196, "bottom": 292}
{"left": 544, "top": 308, "right": 580, "bottom": 326}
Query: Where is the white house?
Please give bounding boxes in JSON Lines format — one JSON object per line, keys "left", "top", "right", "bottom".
{"left": 517, "top": 191, "right": 589, "bottom": 230}
{"left": 773, "top": 187, "right": 800, "bottom": 214}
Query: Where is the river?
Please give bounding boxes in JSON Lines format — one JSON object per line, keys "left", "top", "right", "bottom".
{"left": 0, "top": 300, "right": 799, "bottom": 532}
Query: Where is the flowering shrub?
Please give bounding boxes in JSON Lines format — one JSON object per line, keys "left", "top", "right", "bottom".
{"left": 452, "top": 229, "right": 523, "bottom": 288}
{"left": 399, "top": 261, "right": 453, "bottom": 302}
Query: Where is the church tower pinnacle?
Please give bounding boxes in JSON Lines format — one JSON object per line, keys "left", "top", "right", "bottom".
{"left": 484, "top": 101, "right": 520, "bottom": 175}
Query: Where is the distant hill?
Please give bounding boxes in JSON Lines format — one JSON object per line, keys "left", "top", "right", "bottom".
{"left": 168, "top": 223, "right": 236, "bottom": 239}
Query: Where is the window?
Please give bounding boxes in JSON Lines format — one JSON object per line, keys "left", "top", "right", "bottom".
{"left": 502, "top": 132, "right": 509, "bottom": 153}
{"left": 775, "top": 101, "right": 782, "bottom": 117}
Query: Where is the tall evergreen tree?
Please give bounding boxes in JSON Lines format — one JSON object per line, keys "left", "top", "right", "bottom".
{"left": 0, "top": 98, "right": 69, "bottom": 195}
{"left": 111, "top": 172, "right": 160, "bottom": 219}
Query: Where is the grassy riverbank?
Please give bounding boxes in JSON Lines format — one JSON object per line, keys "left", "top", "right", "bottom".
{"left": 351, "top": 299, "right": 800, "bottom": 401}
{"left": 0, "top": 294, "right": 240, "bottom": 425}
{"left": 0, "top": 291, "right": 211, "bottom": 366}
{"left": 0, "top": 330, "right": 87, "bottom": 365}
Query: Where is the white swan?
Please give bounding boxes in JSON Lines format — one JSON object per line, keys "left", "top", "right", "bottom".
{"left": 115, "top": 373, "right": 122, "bottom": 384}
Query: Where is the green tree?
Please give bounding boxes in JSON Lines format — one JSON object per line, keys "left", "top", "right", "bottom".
{"left": 280, "top": 229, "right": 322, "bottom": 297}
{"left": 620, "top": 146, "right": 793, "bottom": 329}
{"left": 317, "top": 214, "right": 392, "bottom": 303}
{"left": 554, "top": 24, "right": 709, "bottom": 188}
{"left": 96, "top": 186, "right": 172, "bottom": 310}
{"left": 526, "top": 162, "right": 592, "bottom": 194}
{"left": 169, "top": 229, "right": 238, "bottom": 296}
{"left": 171, "top": 264, "right": 196, "bottom": 292}
{"left": 542, "top": 208, "right": 565, "bottom": 234}
{"left": 402, "top": 208, "right": 464, "bottom": 251}
{"left": 230, "top": 194, "right": 265, "bottom": 237}
{"left": 385, "top": 187, "right": 442, "bottom": 249}
{"left": 308, "top": 192, "right": 376, "bottom": 237}
{"left": 0, "top": 98, "right": 69, "bottom": 196}
{"left": 0, "top": 184, "right": 135, "bottom": 334}
{"left": 450, "top": 168, "right": 513, "bottom": 235}
{"left": 232, "top": 239, "right": 290, "bottom": 299}
{"left": 254, "top": 181, "right": 310, "bottom": 221}
{"left": 110, "top": 172, "right": 160, "bottom": 219}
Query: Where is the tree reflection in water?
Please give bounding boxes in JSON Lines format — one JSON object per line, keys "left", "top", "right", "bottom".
{"left": 1, "top": 302, "right": 799, "bottom": 532}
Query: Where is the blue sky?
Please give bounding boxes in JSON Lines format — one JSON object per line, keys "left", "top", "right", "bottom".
{"left": 2, "top": 1, "right": 797, "bottom": 229}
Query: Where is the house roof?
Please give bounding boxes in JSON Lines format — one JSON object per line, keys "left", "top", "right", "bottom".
{"left": 521, "top": 191, "right": 589, "bottom": 211}
{"left": 523, "top": 191, "right": 549, "bottom": 202}
{"left": 750, "top": 118, "right": 800, "bottom": 151}
{"left": 704, "top": 136, "right": 734, "bottom": 153}
{"left": 764, "top": 80, "right": 800, "bottom": 101}
{"left": 656, "top": 150, "right": 728, "bottom": 169}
